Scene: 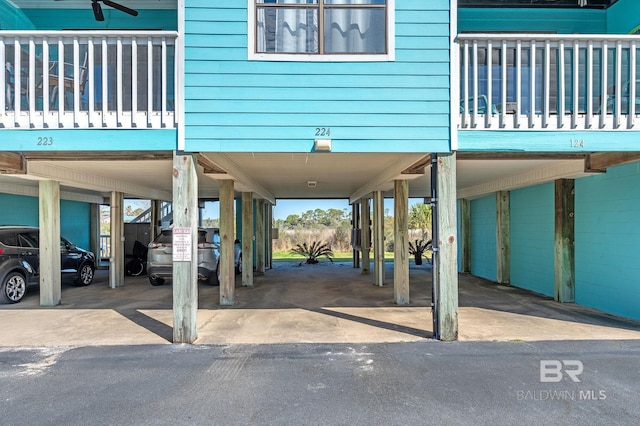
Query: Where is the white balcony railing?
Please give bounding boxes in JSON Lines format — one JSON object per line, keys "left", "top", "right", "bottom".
{"left": 1, "top": 31, "right": 176, "bottom": 130}
{"left": 458, "top": 34, "right": 640, "bottom": 131}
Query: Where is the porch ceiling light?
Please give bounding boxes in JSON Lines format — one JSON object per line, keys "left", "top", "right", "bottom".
{"left": 578, "top": 0, "right": 587, "bottom": 6}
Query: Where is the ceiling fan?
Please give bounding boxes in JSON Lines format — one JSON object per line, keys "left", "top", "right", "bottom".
{"left": 91, "top": 0, "right": 138, "bottom": 21}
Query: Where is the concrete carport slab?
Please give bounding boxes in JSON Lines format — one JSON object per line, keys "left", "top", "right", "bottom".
{"left": 2, "top": 262, "right": 640, "bottom": 347}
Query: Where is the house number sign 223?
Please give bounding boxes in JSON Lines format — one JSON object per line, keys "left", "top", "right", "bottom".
{"left": 37, "top": 137, "right": 54, "bottom": 146}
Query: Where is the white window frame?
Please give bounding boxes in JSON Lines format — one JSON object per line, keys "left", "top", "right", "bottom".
{"left": 247, "top": 0, "right": 395, "bottom": 62}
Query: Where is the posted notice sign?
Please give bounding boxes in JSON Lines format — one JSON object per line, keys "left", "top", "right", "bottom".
{"left": 173, "top": 227, "right": 192, "bottom": 262}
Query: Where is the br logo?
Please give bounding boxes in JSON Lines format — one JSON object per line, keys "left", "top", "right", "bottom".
{"left": 540, "top": 360, "right": 584, "bottom": 383}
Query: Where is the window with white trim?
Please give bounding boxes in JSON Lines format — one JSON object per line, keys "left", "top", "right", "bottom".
{"left": 249, "top": 0, "right": 393, "bottom": 61}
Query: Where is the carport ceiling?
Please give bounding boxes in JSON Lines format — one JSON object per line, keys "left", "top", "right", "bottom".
{"left": 0, "top": 152, "right": 594, "bottom": 204}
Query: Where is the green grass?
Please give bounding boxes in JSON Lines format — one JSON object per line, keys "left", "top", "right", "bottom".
{"left": 273, "top": 251, "right": 395, "bottom": 263}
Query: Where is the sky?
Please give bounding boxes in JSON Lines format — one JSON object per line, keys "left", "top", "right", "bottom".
{"left": 201, "top": 198, "right": 427, "bottom": 221}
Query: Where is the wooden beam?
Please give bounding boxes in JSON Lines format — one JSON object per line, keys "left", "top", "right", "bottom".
{"left": 172, "top": 153, "right": 199, "bottom": 342}
{"left": 554, "top": 179, "right": 575, "bottom": 303}
{"left": 401, "top": 154, "right": 431, "bottom": 175}
{"left": 373, "top": 191, "right": 385, "bottom": 286}
{"left": 585, "top": 152, "right": 640, "bottom": 173}
{"left": 457, "top": 152, "right": 586, "bottom": 160}
{"left": 0, "top": 152, "right": 25, "bottom": 173}
{"left": 496, "top": 191, "right": 510, "bottom": 284}
{"left": 39, "top": 180, "right": 61, "bottom": 307}
{"left": 242, "top": 192, "right": 254, "bottom": 287}
{"left": 196, "top": 153, "right": 228, "bottom": 175}
{"left": 394, "top": 180, "right": 410, "bottom": 305}
{"left": 460, "top": 198, "right": 471, "bottom": 274}
{"left": 435, "top": 153, "right": 459, "bottom": 342}
{"left": 255, "top": 199, "right": 266, "bottom": 276}
{"left": 219, "top": 179, "right": 235, "bottom": 305}
{"left": 109, "top": 191, "right": 125, "bottom": 289}
{"left": 360, "top": 197, "right": 370, "bottom": 275}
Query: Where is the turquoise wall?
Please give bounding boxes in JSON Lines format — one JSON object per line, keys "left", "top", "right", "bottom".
{"left": 184, "top": 0, "right": 452, "bottom": 153}
{"left": 509, "top": 183, "right": 555, "bottom": 297}
{"left": 458, "top": 8, "right": 605, "bottom": 34}
{"left": 575, "top": 161, "right": 640, "bottom": 321}
{"left": 470, "top": 195, "right": 497, "bottom": 281}
{"left": 20, "top": 9, "right": 177, "bottom": 31}
{"left": 0, "top": 0, "right": 34, "bottom": 30}
{"left": 0, "top": 194, "right": 91, "bottom": 251}
{"left": 606, "top": 0, "right": 640, "bottom": 34}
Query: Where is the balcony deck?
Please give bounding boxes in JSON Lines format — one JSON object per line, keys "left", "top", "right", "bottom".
{"left": 458, "top": 33, "right": 640, "bottom": 131}
{"left": 1, "top": 31, "right": 176, "bottom": 130}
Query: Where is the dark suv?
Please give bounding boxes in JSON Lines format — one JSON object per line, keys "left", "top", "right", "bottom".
{"left": 0, "top": 226, "right": 96, "bottom": 304}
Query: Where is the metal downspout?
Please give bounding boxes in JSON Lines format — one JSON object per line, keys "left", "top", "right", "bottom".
{"left": 430, "top": 154, "right": 440, "bottom": 339}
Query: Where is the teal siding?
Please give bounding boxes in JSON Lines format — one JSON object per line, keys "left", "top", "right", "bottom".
{"left": 184, "top": 0, "right": 452, "bottom": 153}
{"left": 0, "top": 194, "right": 91, "bottom": 250}
{"left": 20, "top": 9, "right": 177, "bottom": 30}
{"left": 458, "top": 8, "right": 606, "bottom": 34}
{"left": 606, "top": 0, "right": 640, "bottom": 34}
{"left": 470, "top": 195, "right": 496, "bottom": 281}
{"left": 575, "top": 162, "right": 640, "bottom": 321}
{"left": 510, "top": 184, "right": 555, "bottom": 297}
{"left": 458, "top": 131, "right": 640, "bottom": 153}
{"left": 4, "top": 129, "right": 177, "bottom": 152}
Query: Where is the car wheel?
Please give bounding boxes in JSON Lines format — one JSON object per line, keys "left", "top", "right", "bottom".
{"left": 0, "top": 272, "right": 27, "bottom": 304}
{"left": 149, "top": 276, "right": 165, "bottom": 286}
{"left": 126, "top": 258, "right": 145, "bottom": 277}
{"left": 235, "top": 254, "right": 242, "bottom": 275}
{"left": 73, "top": 263, "right": 94, "bottom": 286}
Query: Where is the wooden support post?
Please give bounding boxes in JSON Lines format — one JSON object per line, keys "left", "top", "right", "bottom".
{"left": 360, "top": 197, "right": 370, "bottom": 275}
{"left": 150, "top": 200, "right": 161, "bottom": 241}
{"left": 554, "top": 179, "right": 575, "bottom": 303}
{"left": 241, "top": 192, "right": 254, "bottom": 287}
{"left": 496, "top": 191, "right": 510, "bottom": 284}
{"left": 267, "top": 203, "right": 273, "bottom": 269}
{"left": 172, "top": 153, "right": 199, "bottom": 343}
{"left": 39, "top": 180, "right": 61, "bottom": 307}
{"left": 394, "top": 180, "right": 410, "bottom": 304}
{"left": 255, "top": 198, "right": 265, "bottom": 276}
{"left": 109, "top": 191, "right": 124, "bottom": 289}
{"left": 90, "top": 203, "right": 101, "bottom": 269}
{"left": 373, "top": 191, "right": 385, "bottom": 286}
{"left": 352, "top": 202, "right": 360, "bottom": 268}
{"left": 460, "top": 198, "right": 471, "bottom": 274}
{"left": 436, "top": 153, "right": 459, "bottom": 341}
{"left": 219, "top": 179, "right": 235, "bottom": 305}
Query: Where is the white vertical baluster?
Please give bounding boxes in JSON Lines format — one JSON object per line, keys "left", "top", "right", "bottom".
{"left": 543, "top": 40, "right": 550, "bottom": 128}
{"left": 572, "top": 40, "right": 579, "bottom": 128}
{"left": 629, "top": 41, "right": 636, "bottom": 128}
{"left": 57, "top": 38, "right": 64, "bottom": 126}
{"left": 73, "top": 37, "right": 80, "bottom": 126}
{"left": 147, "top": 36, "right": 153, "bottom": 128}
{"left": 102, "top": 37, "right": 108, "bottom": 127}
{"left": 501, "top": 40, "right": 507, "bottom": 128}
{"left": 88, "top": 38, "right": 95, "bottom": 127}
{"left": 530, "top": 40, "right": 536, "bottom": 128}
{"left": 462, "top": 40, "right": 469, "bottom": 128}
{"left": 14, "top": 39, "right": 21, "bottom": 122}
{"left": 28, "top": 37, "right": 36, "bottom": 126}
{"left": 558, "top": 40, "right": 565, "bottom": 128}
{"left": 614, "top": 41, "right": 622, "bottom": 128}
{"left": 586, "top": 41, "right": 593, "bottom": 128}
{"left": 515, "top": 39, "right": 521, "bottom": 128}
{"left": 132, "top": 37, "right": 138, "bottom": 127}
{"left": 486, "top": 40, "right": 493, "bottom": 128}
{"left": 161, "top": 37, "right": 167, "bottom": 127}
{"left": 600, "top": 41, "right": 608, "bottom": 128}
{"left": 117, "top": 37, "right": 123, "bottom": 126}
{"left": 472, "top": 40, "right": 478, "bottom": 128}
{"left": 42, "top": 38, "right": 49, "bottom": 124}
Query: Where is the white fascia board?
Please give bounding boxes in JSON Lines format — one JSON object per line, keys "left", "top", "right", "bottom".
{"left": 349, "top": 154, "right": 430, "bottom": 204}
{"left": 200, "top": 153, "right": 275, "bottom": 204}
{"left": 457, "top": 159, "right": 589, "bottom": 200}
{"left": 26, "top": 162, "right": 172, "bottom": 201}
{"left": 0, "top": 179, "right": 104, "bottom": 204}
